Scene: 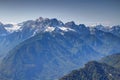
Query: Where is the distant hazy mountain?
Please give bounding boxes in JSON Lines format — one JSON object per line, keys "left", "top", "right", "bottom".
{"left": 94, "top": 25, "right": 120, "bottom": 38}
{"left": 101, "top": 53, "right": 120, "bottom": 69}
{"left": 60, "top": 61, "right": 120, "bottom": 80}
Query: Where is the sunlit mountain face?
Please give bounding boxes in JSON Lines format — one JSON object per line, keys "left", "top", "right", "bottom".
{"left": 0, "top": 17, "right": 120, "bottom": 80}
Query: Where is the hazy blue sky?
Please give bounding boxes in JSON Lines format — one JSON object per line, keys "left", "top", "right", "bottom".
{"left": 0, "top": 0, "right": 120, "bottom": 26}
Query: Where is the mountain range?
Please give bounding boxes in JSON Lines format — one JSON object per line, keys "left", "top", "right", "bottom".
{"left": 0, "top": 17, "right": 120, "bottom": 58}
{"left": 0, "top": 17, "right": 120, "bottom": 80}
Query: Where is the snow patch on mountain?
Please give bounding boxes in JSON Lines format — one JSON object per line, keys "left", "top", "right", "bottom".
{"left": 5, "top": 24, "right": 22, "bottom": 33}
{"left": 45, "top": 27, "right": 55, "bottom": 32}
{"left": 59, "top": 27, "right": 75, "bottom": 32}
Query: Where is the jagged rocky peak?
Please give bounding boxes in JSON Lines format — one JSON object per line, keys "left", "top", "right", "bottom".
{"left": 36, "top": 17, "right": 49, "bottom": 22}
{"left": 78, "top": 24, "right": 88, "bottom": 29}
{"left": 50, "top": 18, "right": 64, "bottom": 27}
{"left": 92, "top": 24, "right": 114, "bottom": 32}
{"left": 65, "top": 21, "right": 76, "bottom": 27}
{"left": 111, "top": 25, "right": 120, "bottom": 30}
{"left": 34, "top": 17, "right": 64, "bottom": 28}
{"left": 36, "top": 17, "right": 62, "bottom": 23}
{"left": 79, "top": 24, "right": 86, "bottom": 27}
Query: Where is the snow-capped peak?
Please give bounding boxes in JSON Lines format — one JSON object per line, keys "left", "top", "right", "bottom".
{"left": 5, "top": 24, "right": 22, "bottom": 33}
